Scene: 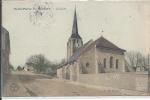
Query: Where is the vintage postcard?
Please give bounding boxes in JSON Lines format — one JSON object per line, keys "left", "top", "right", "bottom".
{"left": 1, "top": 0, "right": 150, "bottom": 98}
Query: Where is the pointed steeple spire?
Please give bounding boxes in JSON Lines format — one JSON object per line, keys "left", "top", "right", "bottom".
{"left": 72, "top": 8, "right": 78, "bottom": 34}
{"left": 67, "top": 6, "right": 83, "bottom": 60}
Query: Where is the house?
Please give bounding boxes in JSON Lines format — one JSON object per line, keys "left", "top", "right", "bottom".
{"left": 1, "top": 27, "right": 11, "bottom": 92}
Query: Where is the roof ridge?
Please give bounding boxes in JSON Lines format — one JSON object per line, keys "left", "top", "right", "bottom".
{"left": 94, "top": 36, "right": 126, "bottom": 52}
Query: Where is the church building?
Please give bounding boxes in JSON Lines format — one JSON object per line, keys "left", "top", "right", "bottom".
{"left": 57, "top": 9, "right": 126, "bottom": 81}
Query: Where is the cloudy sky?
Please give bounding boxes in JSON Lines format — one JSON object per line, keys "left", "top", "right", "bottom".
{"left": 2, "top": 0, "right": 150, "bottom": 67}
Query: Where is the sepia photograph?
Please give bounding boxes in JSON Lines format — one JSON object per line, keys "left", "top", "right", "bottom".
{"left": 1, "top": 0, "right": 150, "bottom": 98}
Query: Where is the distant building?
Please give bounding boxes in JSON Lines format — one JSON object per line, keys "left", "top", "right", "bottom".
{"left": 57, "top": 9, "right": 126, "bottom": 81}
{"left": 1, "top": 27, "right": 11, "bottom": 90}
{"left": 26, "top": 65, "right": 34, "bottom": 72}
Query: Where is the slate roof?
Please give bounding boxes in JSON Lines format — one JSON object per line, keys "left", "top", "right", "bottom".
{"left": 72, "top": 9, "right": 78, "bottom": 34}
{"left": 70, "top": 8, "right": 82, "bottom": 39}
{"left": 70, "top": 33, "right": 82, "bottom": 39}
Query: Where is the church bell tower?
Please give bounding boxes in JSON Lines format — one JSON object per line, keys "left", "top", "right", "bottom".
{"left": 67, "top": 9, "right": 83, "bottom": 60}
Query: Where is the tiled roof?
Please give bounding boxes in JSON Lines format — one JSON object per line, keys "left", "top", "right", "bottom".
{"left": 95, "top": 36, "right": 126, "bottom": 52}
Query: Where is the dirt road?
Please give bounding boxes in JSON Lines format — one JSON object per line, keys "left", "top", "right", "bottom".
{"left": 3, "top": 71, "right": 148, "bottom": 97}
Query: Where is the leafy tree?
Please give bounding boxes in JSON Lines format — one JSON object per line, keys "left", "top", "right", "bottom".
{"left": 9, "top": 64, "right": 14, "bottom": 71}
{"left": 26, "top": 54, "right": 47, "bottom": 72}
{"left": 26, "top": 54, "right": 58, "bottom": 75}
{"left": 17, "top": 66, "right": 23, "bottom": 71}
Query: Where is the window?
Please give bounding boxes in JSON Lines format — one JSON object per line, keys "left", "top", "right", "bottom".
{"left": 110, "top": 56, "right": 113, "bottom": 68}
{"left": 81, "top": 63, "right": 88, "bottom": 74}
{"left": 98, "top": 62, "right": 101, "bottom": 73}
{"left": 116, "top": 59, "right": 119, "bottom": 69}
{"left": 86, "top": 62, "right": 89, "bottom": 67}
{"left": 103, "top": 58, "right": 106, "bottom": 68}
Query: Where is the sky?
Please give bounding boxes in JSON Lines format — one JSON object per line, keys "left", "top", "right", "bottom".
{"left": 2, "top": 0, "right": 150, "bottom": 67}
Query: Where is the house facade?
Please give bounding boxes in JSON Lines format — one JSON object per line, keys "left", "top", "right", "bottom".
{"left": 1, "top": 27, "right": 11, "bottom": 93}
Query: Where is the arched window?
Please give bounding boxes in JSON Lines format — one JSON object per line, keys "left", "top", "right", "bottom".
{"left": 116, "top": 59, "right": 119, "bottom": 69}
{"left": 103, "top": 58, "right": 106, "bottom": 68}
{"left": 110, "top": 56, "right": 113, "bottom": 68}
{"left": 86, "top": 62, "right": 89, "bottom": 67}
{"left": 81, "top": 63, "right": 88, "bottom": 74}
{"left": 98, "top": 61, "right": 102, "bottom": 73}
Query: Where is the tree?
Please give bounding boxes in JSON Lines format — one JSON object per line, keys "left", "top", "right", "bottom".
{"left": 17, "top": 66, "right": 23, "bottom": 71}
{"left": 25, "top": 54, "right": 58, "bottom": 75}
{"left": 126, "top": 51, "right": 148, "bottom": 71}
{"left": 9, "top": 64, "right": 14, "bottom": 71}
{"left": 26, "top": 54, "right": 48, "bottom": 72}
{"left": 144, "top": 54, "right": 150, "bottom": 71}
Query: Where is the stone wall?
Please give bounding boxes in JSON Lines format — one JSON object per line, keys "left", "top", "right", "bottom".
{"left": 78, "top": 46, "right": 96, "bottom": 74}
{"left": 57, "top": 68, "right": 63, "bottom": 79}
{"left": 78, "top": 72, "right": 149, "bottom": 92}
{"left": 57, "top": 61, "right": 80, "bottom": 81}
{"left": 96, "top": 48, "right": 125, "bottom": 73}
{"left": 70, "top": 63, "right": 78, "bottom": 81}
{"left": 136, "top": 72, "right": 149, "bottom": 92}
{"left": 57, "top": 64, "right": 149, "bottom": 92}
